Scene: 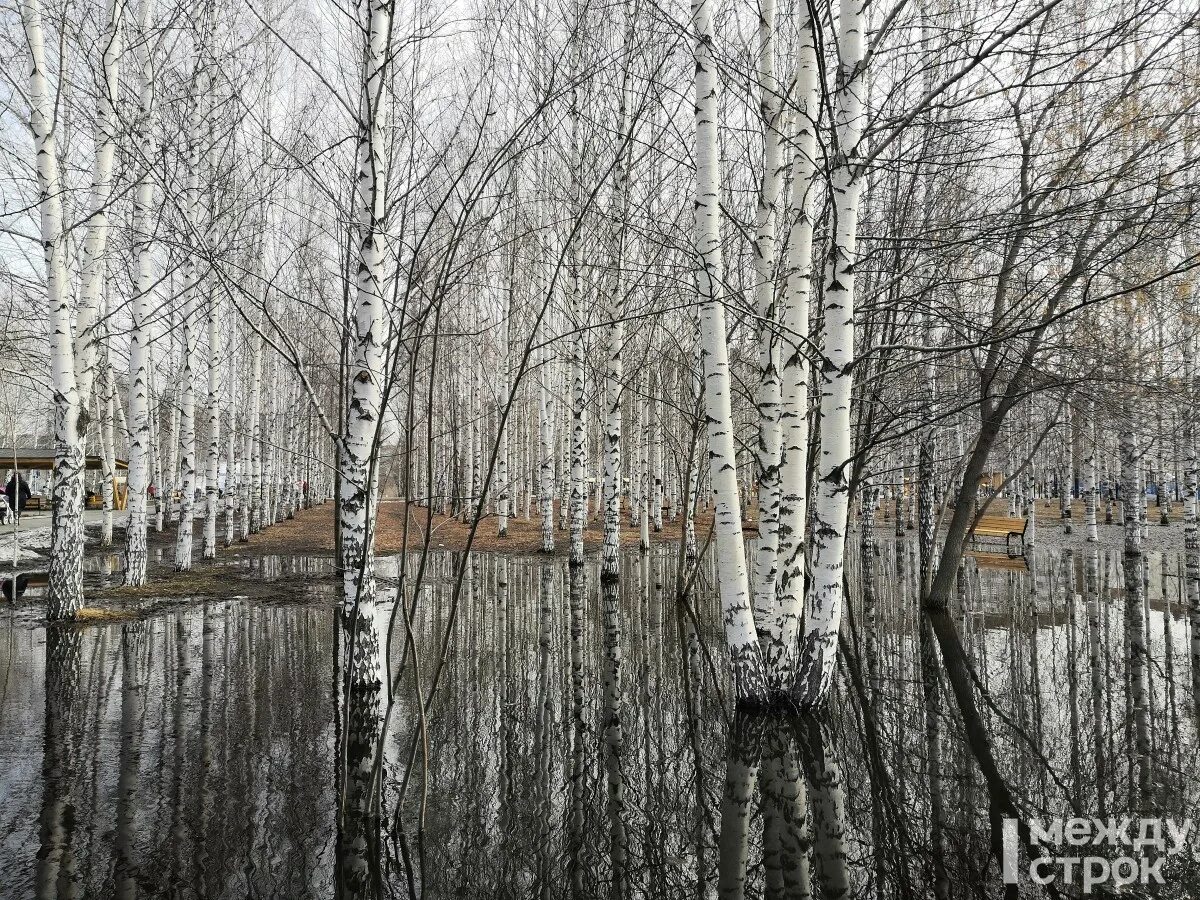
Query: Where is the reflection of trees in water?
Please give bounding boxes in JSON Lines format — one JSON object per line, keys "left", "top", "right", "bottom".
{"left": 337, "top": 599, "right": 384, "bottom": 899}
{"left": 37, "top": 627, "right": 81, "bottom": 900}
{"left": 21, "top": 602, "right": 335, "bottom": 899}
{"left": 10, "top": 542, "right": 1200, "bottom": 897}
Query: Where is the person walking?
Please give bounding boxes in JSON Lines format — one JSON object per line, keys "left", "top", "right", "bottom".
{"left": 5, "top": 473, "right": 31, "bottom": 525}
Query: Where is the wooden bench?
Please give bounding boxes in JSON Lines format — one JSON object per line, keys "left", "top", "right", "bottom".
{"left": 970, "top": 515, "right": 1028, "bottom": 557}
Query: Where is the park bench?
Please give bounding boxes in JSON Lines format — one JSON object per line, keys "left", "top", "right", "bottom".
{"left": 23, "top": 495, "right": 47, "bottom": 511}
{"left": 970, "top": 514, "right": 1028, "bottom": 557}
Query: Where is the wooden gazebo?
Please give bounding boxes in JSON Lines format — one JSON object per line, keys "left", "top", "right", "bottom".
{"left": 0, "top": 448, "right": 127, "bottom": 471}
{"left": 0, "top": 448, "right": 129, "bottom": 510}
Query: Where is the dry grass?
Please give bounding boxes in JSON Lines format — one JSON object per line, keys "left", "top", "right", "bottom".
{"left": 93, "top": 568, "right": 235, "bottom": 599}
{"left": 238, "top": 498, "right": 756, "bottom": 556}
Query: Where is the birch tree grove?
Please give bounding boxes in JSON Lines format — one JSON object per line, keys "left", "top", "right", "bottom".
{"left": 5, "top": 1, "right": 1200, "bottom": 885}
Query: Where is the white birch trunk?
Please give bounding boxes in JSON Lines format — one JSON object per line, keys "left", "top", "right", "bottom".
{"left": 337, "top": 6, "right": 391, "bottom": 871}
{"left": 538, "top": 340, "right": 555, "bottom": 552}
{"left": 339, "top": 0, "right": 391, "bottom": 616}
{"left": 246, "top": 323, "right": 263, "bottom": 536}
{"left": 497, "top": 271, "right": 511, "bottom": 536}
{"left": 601, "top": 0, "right": 634, "bottom": 580}
{"left": 638, "top": 375, "right": 650, "bottom": 550}
{"left": 73, "top": 0, "right": 125, "bottom": 414}
{"left": 1184, "top": 315, "right": 1200, "bottom": 712}
{"left": 568, "top": 60, "right": 587, "bottom": 564}
{"left": 766, "top": 6, "right": 819, "bottom": 691}
{"left": 99, "top": 356, "right": 117, "bottom": 547}
{"left": 1085, "top": 404, "right": 1098, "bottom": 543}
{"left": 795, "top": 0, "right": 866, "bottom": 708}
{"left": 202, "top": 273, "right": 221, "bottom": 558}
{"left": 650, "top": 377, "right": 663, "bottom": 532}
{"left": 21, "top": 0, "right": 86, "bottom": 618}
{"left": 123, "top": 0, "right": 156, "bottom": 584}
{"left": 751, "top": 0, "right": 785, "bottom": 630}
{"left": 693, "top": 0, "right": 769, "bottom": 705}
{"left": 174, "top": 78, "right": 206, "bottom": 571}
{"left": 223, "top": 396, "right": 237, "bottom": 546}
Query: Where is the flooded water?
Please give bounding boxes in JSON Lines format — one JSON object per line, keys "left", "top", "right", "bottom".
{"left": 1, "top": 539, "right": 1199, "bottom": 897}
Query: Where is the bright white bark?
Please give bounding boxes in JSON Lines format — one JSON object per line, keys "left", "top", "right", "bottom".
{"left": 1184, "top": 311, "right": 1200, "bottom": 712}
{"left": 693, "top": 0, "right": 769, "bottom": 705}
{"left": 21, "top": 0, "right": 86, "bottom": 618}
{"left": 795, "top": 0, "right": 866, "bottom": 708}
{"left": 650, "top": 375, "right": 663, "bottom": 533}
{"left": 73, "top": 0, "right": 126, "bottom": 413}
{"left": 223, "top": 394, "right": 237, "bottom": 546}
{"left": 203, "top": 268, "right": 221, "bottom": 558}
{"left": 339, "top": 0, "right": 391, "bottom": 616}
{"left": 124, "top": 0, "right": 157, "bottom": 585}
{"left": 638, "top": 374, "right": 650, "bottom": 550}
{"left": 99, "top": 353, "right": 117, "bottom": 547}
{"left": 246, "top": 321, "right": 263, "bottom": 536}
{"left": 1085, "top": 403, "right": 1098, "bottom": 543}
{"left": 567, "top": 58, "right": 587, "bottom": 564}
{"left": 750, "top": 0, "right": 785, "bottom": 630}
{"left": 601, "top": 0, "right": 634, "bottom": 580}
{"left": 497, "top": 265, "right": 511, "bottom": 536}
{"left": 767, "top": 5, "right": 819, "bottom": 691}
{"left": 537, "top": 339, "right": 555, "bottom": 552}
{"left": 175, "top": 74, "right": 207, "bottom": 571}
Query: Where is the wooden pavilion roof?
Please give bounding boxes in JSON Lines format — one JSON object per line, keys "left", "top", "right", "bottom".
{"left": 0, "top": 448, "right": 128, "bottom": 471}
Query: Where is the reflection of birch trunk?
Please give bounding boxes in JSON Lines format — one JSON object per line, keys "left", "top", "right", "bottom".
{"left": 760, "top": 718, "right": 811, "bottom": 900}
{"left": 36, "top": 628, "right": 82, "bottom": 898}
{"left": 337, "top": 607, "right": 384, "bottom": 898}
{"left": 115, "top": 624, "right": 143, "bottom": 899}
{"left": 919, "top": 617, "right": 949, "bottom": 900}
{"left": 567, "top": 562, "right": 587, "bottom": 898}
{"left": 601, "top": 575, "right": 627, "bottom": 896}
{"left": 717, "top": 712, "right": 763, "bottom": 900}
{"left": 1120, "top": 422, "right": 1150, "bottom": 810}
{"left": 678, "top": 609, "right": 708, "bottom": 895}
{"left": 534, "top": 564, "right": 554, "bottom": 893}
{"left": 1065, "top": 550, "right": 1082, "bottom": 797}
{"left": 796, "top": 715, "right": 850, "bottom": 899}
{"left": 1086, "top": 543, "right": 1106, "bottom": 816}
{"left": 195, "top": 603, "right": 216, "bottom": 893}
